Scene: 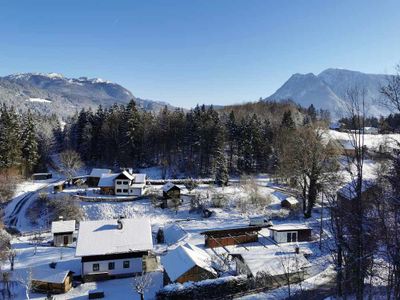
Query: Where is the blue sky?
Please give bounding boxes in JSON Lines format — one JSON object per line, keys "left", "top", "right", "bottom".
{"left": 0, "top": 0, "right": 399, "bottom": 108}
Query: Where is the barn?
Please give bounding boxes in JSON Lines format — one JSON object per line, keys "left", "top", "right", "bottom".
{"left": 161, "top": 243, "right": 217, "bottom": 284}
{"left": 201, "top": 226, "right": 262, "bottom": 248}
{"left": 87, "top": 168, "right": 111, "bottom": 187}
{"left": 269, "top": 224, "right": 312, "bottom": 243}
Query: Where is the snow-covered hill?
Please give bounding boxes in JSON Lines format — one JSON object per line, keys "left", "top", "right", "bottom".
{"left": 0, "top": 72, "right": 173, "bottom": 118}
{"left": 267, "top": 68, "right": 391, "bottom": 118}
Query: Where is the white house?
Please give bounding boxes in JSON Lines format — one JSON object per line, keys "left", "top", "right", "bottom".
{"left": 114, "top": 171, "right": 146, "bottom": 196}
{"left": 51, "top": 219, "right": 76, "bottom": 247}
{"left": 98, "top": 171, "right": 146, "bottom": 196}
{"left": 75, "top": 217, "right": 153, "bottom": 282}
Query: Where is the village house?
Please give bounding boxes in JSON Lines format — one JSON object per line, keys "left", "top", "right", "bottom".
{"left": 31, "top": 268, "right": 73, "bottom": 294}
{"left": 269, "top": 224, "right": 312, "bottom": 243}
{"left": 162, "top": 182, "right": 181, "bottom": 199}
{"left": 86, "top": 168, "right": 112, "bottom": 187}
{"left": 98, "top": 170, "right": 146, "bottom": 196}
{"left": 161, "top": 243, "right": 217, "bottom": 284}
{"left": 201, "top": 226, "right": 262, "bottom": 248}
{"left": 51, "top": 219, "right": 76, "bottom": 247}
{"left": 75, "top": 217, "right": 153, "bottom": 282}
{"left": 336, "top": 179, "right": 379, "bottom": 212}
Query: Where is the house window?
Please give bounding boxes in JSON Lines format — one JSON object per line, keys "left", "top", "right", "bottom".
{"left": 123, "top": 261, "right": 130, "bottom": 268}
{"left": 123, "top": 189, "right": 128, "bottom": 193}
{"left": 116, "top": 181, "right": 122, "bottom": 185}
{"left": 93, "top": 263, "right": 99, "bottom": 272}
{"left": 287, "top": 232, "right": 297, "bottom": 242}
{"left": 123, "top": 181, "right": 129, "bottom": 185}
{"left": 108, "top": 262, "right": 115, "bottom": 270}
{"left": 116, "top": 189, "right": 122, "bottom": 193}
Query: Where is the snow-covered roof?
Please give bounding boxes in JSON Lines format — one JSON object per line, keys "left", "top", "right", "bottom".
{"left": 337, "top": 179, "right": 375, "bottom": 200}
{"left": 161, "top": 243, "right": 216, "bottom": 282}
{"left": 163, "top": 182, "right": 180, "bottom": 193}
{"left": 163, "top": 223, "right": 188, "bottom": 245}
{"left": 32, "top": 267, "right": 71, "bottom": 284}
{"left": 76, "top": 218, "right": 153, "bottom": 257}
{"left": 238, "top": 252, "right": 311, "bottom": 277}
{"left": 51, "top": 220, "right": 76, "bottom": 234}
{"left": 133, "top": 173, "right": 146, "bottom": 183}
{"left": 269, "top": 224, "right": 310, "bottom": 231}
{"left": 120, "top": 170, "right": 135, "bottom": 181}
{"left": 98, "top": 173, "right": 119, "bottom": 187}
{"left": 283, "top": 196, "right": 299, "bottom": 205}
{"left": 89, "top": 168, "right": 112, "bottom": 177}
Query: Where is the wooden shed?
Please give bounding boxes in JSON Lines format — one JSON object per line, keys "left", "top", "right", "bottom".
{"left": 281, "top": 196, "right": 299, "bottom": 210}
{"left": 32, "top": 268, "right": 73, "bottom": 294}
{"left": 269, "top": 224, "right": 312, "bottom": 243}
{"left": 162, "top": 182, "right": 181, "bottom": 199}
{"left": 201, "top": 226, "right": 262, "bottom": 248}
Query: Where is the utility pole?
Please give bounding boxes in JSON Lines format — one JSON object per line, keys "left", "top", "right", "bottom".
{"left": 319, "top": 192, "right": 324, "bottom": 250}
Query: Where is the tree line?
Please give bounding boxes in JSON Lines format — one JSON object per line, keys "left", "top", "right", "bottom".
{"left": 61, "top": 100, "right": 328, "bottom": 180}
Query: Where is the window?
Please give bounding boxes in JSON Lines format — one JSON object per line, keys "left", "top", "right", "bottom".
{"left": 123, "top": 189, "right": 128, "bottom": 193}
{"left": 116, "top": 181, "right": 122, "bottom": 185}
{"left": 123, "top": 180, "right": 129, "bottom": 185}
{"left": 108, "top": 262, "right": 115, "bottom": 270}
{"left": 287, "top": 232, "right": 297, "bottom": 242}
{"left": 116, "top": 189, "right": 121, "bottom": 193}
{"left": 93, "top": 263, "right": 99, "bottom": 272}
{"left": 123, "top": 260, "right": 130, "bottom": 268}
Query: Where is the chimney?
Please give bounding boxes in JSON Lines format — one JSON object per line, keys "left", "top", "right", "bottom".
{"left": 58, "top": 216, "right": 64, "bottom": 221}
{"left": 117, "top": 219, "right": 123, "bottom": 230}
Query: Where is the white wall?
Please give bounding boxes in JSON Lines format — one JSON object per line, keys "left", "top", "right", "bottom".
{"left": 272, "top": 231, "right": 298, "bottom": 243}
{"left": 82, "top": 257, "right": 143, "bottom": 276}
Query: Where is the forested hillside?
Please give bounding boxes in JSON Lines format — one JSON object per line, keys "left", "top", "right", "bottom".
{"left": 60, "top": 100, "right": 328, "bottom": 178}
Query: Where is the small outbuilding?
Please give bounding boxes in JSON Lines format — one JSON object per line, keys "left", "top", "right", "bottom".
{"left": 32, "top": 173, "right": 52, "bottom": 180}
{"left": 162, "top": 182, "right": 181, "bottom": 199}
{"left": 269, "top": 224, "right": 312, "bottom": 244}
{"left": 281, "top": 196, "right": 299, "bottom": 210}
{"left": 161, "top": 243, "right": 217, "bottom": 284}
{"left": 201, "top": 226, "right": 262, "bottom": 248}
{"left": 32, "top": 268, "right": 73, "bottom": 294}
{"left": 51, "top": 219, "right": 76, "bottom": 247}
{"left": 234, "top": 251, "right": 311, "bottom": 283}
{"left": 87, "top": 168, "right": 112, "bottom": 187}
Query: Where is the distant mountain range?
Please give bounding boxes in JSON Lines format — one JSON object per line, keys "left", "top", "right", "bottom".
{"left": 0, "top": 73, "right": 173, "bottom": 118}
{"left": 267, "top": 68, "right": 391, "bottom": 118}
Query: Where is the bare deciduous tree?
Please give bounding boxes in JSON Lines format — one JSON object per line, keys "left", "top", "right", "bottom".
{"left": 59, "top": 149, "right": 83, "bottom": 180}
{"left": 133, "top": 272, "right": 152, "bottom": 300}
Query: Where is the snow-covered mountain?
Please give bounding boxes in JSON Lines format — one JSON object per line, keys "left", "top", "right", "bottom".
{"left": 0, "top": 73, "right": 173, "bottom": 118}
{"left": 267, "top": 68, "right": 391, "bottom": 118}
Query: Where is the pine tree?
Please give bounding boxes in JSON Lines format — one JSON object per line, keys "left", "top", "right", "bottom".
{"left": 21, "top": 111, "right": 39, "bottom": 176}
{"left": 215, "top": 150, "right": 229, "bottom": 186}
{"left": 281, "top": 110, "right": 296, "bottom": 129}
{"left": 0, "top": 105, "right": 23, "bottom": 172}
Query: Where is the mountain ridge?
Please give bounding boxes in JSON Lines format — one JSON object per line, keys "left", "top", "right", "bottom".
{"left": 267, "top": 68, "right": 391, "bottom": 118}
{"left": 0, "top": 72, "right": 174, "bottom": 118}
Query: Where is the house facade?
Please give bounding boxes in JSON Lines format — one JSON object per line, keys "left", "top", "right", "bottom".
{"left": 98, "top": 171, "right": 146, "bottom": 196}
{"left": 51, "top": 220, "right": 76, "bottom": 247}
{"left": 75, "top": 217, "right": 153, "bottom": 282}
{"left": 162, "top": 182, "right": 181, "bottom": 199}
